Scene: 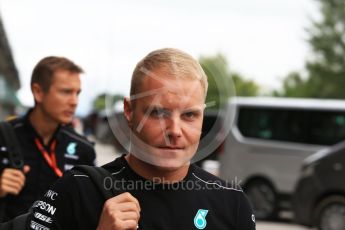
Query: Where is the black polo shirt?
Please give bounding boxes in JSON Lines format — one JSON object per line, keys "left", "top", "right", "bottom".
{"left": 0, "top": 110, "right": 96, "bottom": 221}
{"left": 26, "top": 155, "right": 256, "bottom": 230}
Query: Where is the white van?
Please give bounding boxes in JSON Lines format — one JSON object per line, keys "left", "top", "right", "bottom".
{"left": 219, "top": 97, "right": 345, "bottom": 219}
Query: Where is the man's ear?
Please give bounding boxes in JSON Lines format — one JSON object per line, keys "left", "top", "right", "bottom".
{"left": 124, "top": 97, "right": 133, "bottom": 127}
{"left": 31, "top": 83, "right": 44, "bottom": 103}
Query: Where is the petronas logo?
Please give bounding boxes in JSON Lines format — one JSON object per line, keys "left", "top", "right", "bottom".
{"left": 194, "top": 209, "right": 208, "bottom": 229}
{"left": 67, "top": 142, "right": 77, "bottom": 155}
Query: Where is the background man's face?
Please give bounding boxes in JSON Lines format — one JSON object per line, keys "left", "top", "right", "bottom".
{"left": 39, "top": 70, "right": 81, "bottom": 124}
{"left": 126, "top": 68, "right": 205, "bottom": 169}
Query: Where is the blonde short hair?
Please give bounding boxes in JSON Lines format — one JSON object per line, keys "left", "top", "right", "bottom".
{"left": 130, "top": 48, "right": 208, "bottom": 99}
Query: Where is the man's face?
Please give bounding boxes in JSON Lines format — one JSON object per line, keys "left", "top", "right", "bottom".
{"left": 125, "top": 68, "right": 205, "bottom": 169}
{"left": 35, "top": 70, "right": 81, "bottom": 124}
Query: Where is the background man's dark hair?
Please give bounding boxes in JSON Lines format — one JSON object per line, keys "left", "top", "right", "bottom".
{"left": 31, "top": 56, "right": 84, "bottom": 92}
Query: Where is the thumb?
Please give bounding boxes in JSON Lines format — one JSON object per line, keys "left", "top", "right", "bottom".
{"left": 23, "top": 165, "right": 30, "bottom": 174}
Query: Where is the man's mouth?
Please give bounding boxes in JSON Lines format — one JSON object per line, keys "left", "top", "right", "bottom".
{"left": 64, "top": 111, "right": 75, "bottom": 116}
{"left": 159, "top": 146, "right": 185, "bottom": 150}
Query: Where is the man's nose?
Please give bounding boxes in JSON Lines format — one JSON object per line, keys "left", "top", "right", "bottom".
{"left": 70, "top": 93, "right": 78, "bottom": 106}
{"left": 165, "top": 116, "right": 182, "bottom": 139}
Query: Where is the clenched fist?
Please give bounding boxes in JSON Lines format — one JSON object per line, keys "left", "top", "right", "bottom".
{"left": 97, "top": 192, "right": 141, "bottom": 230}
{"left": 0, "top": 165, "right": 30, "bottom": 197}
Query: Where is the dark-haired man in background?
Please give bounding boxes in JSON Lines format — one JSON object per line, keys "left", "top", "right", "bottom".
{"left": 0, "top": 56, "right": 96, "bottom": 221}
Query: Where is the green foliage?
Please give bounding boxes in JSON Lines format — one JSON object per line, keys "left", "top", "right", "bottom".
{"left": 276, "top": 0, "right": 345, "bottom": 98}
{"left": 232, "top": 73, "right": 260, "bottom": 97}
{"left": 93, "top": 93, "right": 124, "bottom": 111}
{"left": 272, "top": 72, "right": 308, "bottom": 97}
{"left": 305, "top": 0, "right": 345, "bottom": 98}
{"left": 199, "top": 54, "right": 259, "bottom": 110}
{"left": 199, "top": 54, "right": 231, "bottom": 110}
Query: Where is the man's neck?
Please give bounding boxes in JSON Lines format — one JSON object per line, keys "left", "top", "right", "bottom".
{"left": 29, "top": 108, "right": 59, "bottom": 145}
{"left": 125, "top": 154, "right": 190, "bottom": 183}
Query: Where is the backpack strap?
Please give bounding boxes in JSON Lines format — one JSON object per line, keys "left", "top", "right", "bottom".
{"left": 0, "top": 121, "right": 24, "bottom": 170}
{"left": 0, "top": 210, "right": 31, "bottom": 230}
{"left": 0, "top": 121, "right": 24, "bottom": 223}
{"left": 72, "top": 165, "right": 118, "bottom": 200}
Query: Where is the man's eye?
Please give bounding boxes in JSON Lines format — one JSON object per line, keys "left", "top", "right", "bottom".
{"left": 61, "top": 90, "right": 72, "bottom": 94}
{"left": 183, "top": 112, "right": 197, "bottom": 120}
{"left": 150, "top": 109, "right": 169, "bottom": 118}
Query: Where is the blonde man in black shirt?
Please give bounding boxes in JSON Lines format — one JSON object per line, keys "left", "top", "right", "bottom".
{"left": 25, "top": 48, "right": 255, "bottom": 230}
